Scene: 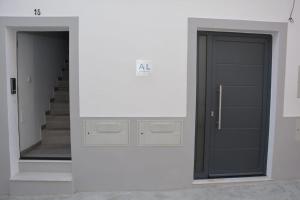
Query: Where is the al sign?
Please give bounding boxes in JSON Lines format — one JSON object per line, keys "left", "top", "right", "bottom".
{"left": 136, "top": 60, "right": 152, "bottom": 76}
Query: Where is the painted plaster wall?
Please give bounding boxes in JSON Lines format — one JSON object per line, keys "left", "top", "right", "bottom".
{"left": 0, "top": 25, "right": 10, "bottom": 194}
{"left": 0, "top": 0, "right": 300, "bottom": 195}
{"left": 0, "top": 0, "right": 299, "bottom": 117}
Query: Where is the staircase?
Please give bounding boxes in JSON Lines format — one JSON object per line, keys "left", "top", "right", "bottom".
{"left": 20, "top": 64, "right": 71, "bottom": 159}
{"left": 40, "top": 64, "right": 70, "bottom": 158}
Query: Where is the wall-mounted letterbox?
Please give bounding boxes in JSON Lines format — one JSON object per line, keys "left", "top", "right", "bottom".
{"left": 84, "top": 120, "right": 129, "bottom": 146}
{"left": 137, "top": 120, "right": 183, "bottom": 146}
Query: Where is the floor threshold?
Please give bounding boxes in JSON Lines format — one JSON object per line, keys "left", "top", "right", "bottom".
{"left": 193, "top": 176, "right": 271, "bottom": 185}
{"left": 10, "top": 172, "right": 72, "bottom": 182}
{"left": 19, "top": 159, "right": 72, "bottom": 163}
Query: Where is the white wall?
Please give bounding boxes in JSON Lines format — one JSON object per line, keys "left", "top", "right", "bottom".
{"left": 1, "top": 0, "right": 298, "bottom": 117}
{"left": 0, "top": 0, "right": 300, "bottom": 195}
{"left": 17, "top": 32, "right": 67, "bottom": 151}
{"left": 284, "top": 17, "right": 300, "bottom": 117}
{"left": 0, "top": 21, "right": 10, "bottom": 195}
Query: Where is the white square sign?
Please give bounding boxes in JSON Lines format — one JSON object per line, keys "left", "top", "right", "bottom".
{"left": 136, "top": 60, "right": 152, "bottom": 76}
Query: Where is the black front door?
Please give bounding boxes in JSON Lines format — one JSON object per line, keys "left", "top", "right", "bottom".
{"left": 194, "top": 32, "right": 272, "bottom": 179}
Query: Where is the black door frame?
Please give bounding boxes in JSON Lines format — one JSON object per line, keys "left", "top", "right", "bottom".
{"left": 194, "top": 31, "right": 272, "bottom": 179}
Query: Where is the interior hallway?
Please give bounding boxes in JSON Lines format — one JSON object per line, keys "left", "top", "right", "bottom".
{"left": 1, "top": 180, "right": 300, "bottom": 200}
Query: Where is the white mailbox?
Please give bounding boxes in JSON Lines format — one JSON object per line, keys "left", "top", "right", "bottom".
{"left": 84, "top": 120, "right": 129, "bottom": 146}
{"left": 137, "top": 120, "right": 183, "bottom": 146}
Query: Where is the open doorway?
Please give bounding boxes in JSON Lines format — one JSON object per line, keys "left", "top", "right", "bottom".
{"left": 17, "top": 31, "right": 71, "bottom": 160}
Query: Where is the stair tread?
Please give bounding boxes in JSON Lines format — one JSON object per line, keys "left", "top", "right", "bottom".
{"left": 46, "top": 115, "right": 70, "bottom": 119}
{"left": 49, "top": 112, "right": 70, "bottom": 115}
{"left": 43, "top": 128, "right": 70, "bottom": 132}
{"left": 55, "top": 90, "right": 69, "bottom": 94}
{"left": 46, "top": 122, "right": 70, "bottom": 126}
{"left": 18, "top": 160, "right": 72, "bottom": 173}
{"left": 11, "top": 172, "right": 72, "bottom": 182}
{"left": 44, "top": 128, "right": 70, "bottom": 131}
{"left": 51, "top": 102, "right": 69, "bottom": 105}
{"left": 53, "top": 101, "right": 70, "bottom": 103}
{"left": 47, "top": 115, "right": 70, "bottom": 117}
{"left": 54, "top": 85, "right": 69, "bottom": 91}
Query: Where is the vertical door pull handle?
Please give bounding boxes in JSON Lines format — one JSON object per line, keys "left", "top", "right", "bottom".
{"left": 218, "top": 84, "right": 223, "bottom": 131}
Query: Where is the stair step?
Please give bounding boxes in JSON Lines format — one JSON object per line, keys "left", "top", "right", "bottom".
{"left": 46, "top": 115, "right": 70, "bottom": 129}
{"left": 54, "top": 94, "right": 69, "bottom": 102}
{"left": 59, "top": 71, "right": 69, "bottom": 81}
{"left": 42, "top": 136, "right": 70, "bottom": 145}
{"left": 51, "top": 111, "right": 69, "bottom": 115}
{"left": 46, "top": 115, "right": 70, "bottom": 121}
{"left": 55, "top": 86, "right": 69, "bottom": 91}
{"left": 11, "top": 172, "right": 72, "bottom": 182}
{"left": 42, "top": 131, "right": 70, "bottom": 145}
{"left": 51, "top": 110, "right": 69, "bottom": 115}
{"left": 56, "top": 80, "right": 69, "bottom": 87}
{"left": 42, "top": 138, "right": 70, "bottom": 145}
{"left": 10, "top": 172, "right": 73, "bottom": 195}
{"left": 19, "top": 160, "right": 72, "bottom": 173}
{"left": 42, "top": 129, "right": 70, "bottom": 137}
{"left": 55, "top": 90, "right": 69, "bottom": 95}
{"left": 62, "top": 70, "right": 69, "bottom": 78}
{"left": 46, "top": 122, "right": 70, "bottom": 129}
{"left": 50, "top": 103, "right": 69, "bottom": 115}
{"left": 58, "top": 76, "right": 69, "bottom": 81}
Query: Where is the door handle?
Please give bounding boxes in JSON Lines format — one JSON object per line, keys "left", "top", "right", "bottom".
{"left": 218, "top": 84, "right": 223, "bottom": 131}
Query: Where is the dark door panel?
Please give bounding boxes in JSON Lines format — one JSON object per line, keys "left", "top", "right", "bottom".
{"left": 214, "top": 129, "right": 262, "bottom": 149}
{"left": 210, "top": 148, "right": 262, "bottom": 176}
{"left": 221, "top": 107, "right": 262, "bottom": 129}
{"left": 194, "top": 32, "right": 272, "bottom": 179}
{"left": 216, "top": 67, "right": 264, "bottom": 85}
{"left": 214, "top": 40, "right": 265, "bottom": 65}
{"left": 222, "top": 86, "right": 263, "bottom": 106}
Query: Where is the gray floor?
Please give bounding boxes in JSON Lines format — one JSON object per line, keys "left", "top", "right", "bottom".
{"left": 21, "top": 143, "right": 71, "bottom": 159}
{"left": 1, "top": 180, "right": 300, "bottom": 200}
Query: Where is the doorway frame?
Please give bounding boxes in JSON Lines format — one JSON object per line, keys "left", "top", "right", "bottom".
{"left": 0, "top": 17, "right": 78, "bottom": 178}
{"left": 187, "top": 18, "right": 288, "bottom": 182}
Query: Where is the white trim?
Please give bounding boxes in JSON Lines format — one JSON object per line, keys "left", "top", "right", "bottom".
{"left": 193, "top": 176, "right": 272, "bottom": 185}
{"left": 0, "top": 18, "right": 78, "bottom": 182}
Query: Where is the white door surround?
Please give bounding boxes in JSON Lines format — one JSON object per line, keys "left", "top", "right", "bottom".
{"left": 0, "top": 17, "right": 78, "bottom": 195}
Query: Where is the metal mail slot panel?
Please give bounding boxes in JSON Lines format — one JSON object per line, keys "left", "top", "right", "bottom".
{"left": 137, "top": 120, "right": 183, "bottom": 146}
{"left": 84, "top": 120, "right": 129, "bottom": 146}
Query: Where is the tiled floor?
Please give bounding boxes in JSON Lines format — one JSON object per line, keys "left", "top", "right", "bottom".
{"left": 1, "top": 180, "right": 300, "bottom": 200}
{"left": 21, "top": 143, "right": 71, "bottom": 159}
